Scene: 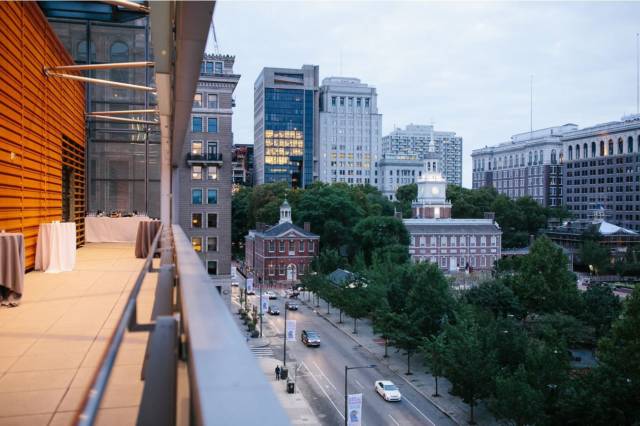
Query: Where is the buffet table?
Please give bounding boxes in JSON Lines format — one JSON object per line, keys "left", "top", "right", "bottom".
{"left": 85, "top": 216, "right": 151, "bottom": 243}
{"left": 35, "top": 222, "right": 76, "bottom": 273}
{"left": 0, "top": 232, "right": 25, "bottom": 306}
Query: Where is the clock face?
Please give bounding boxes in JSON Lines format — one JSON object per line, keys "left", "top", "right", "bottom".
{"left": 431, "top": 186, "right": 440, "bottom": 195}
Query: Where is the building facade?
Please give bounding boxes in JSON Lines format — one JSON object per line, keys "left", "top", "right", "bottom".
{"left": 382, "top": 124, "right": 463, "bottom": 186}
{"left": 253, "top": 65, "right": 320, "bottom": 188}
{"left": 245, "top": 201, "right": 319, "bottom": 284}
{"left": 318, "top": 77, "right": 382, "bottom": 185}
{"left": 232, "top": 143, "right": 254, "bottom": 187}
{"left": 561, "top": 116, "right": 640, "bottom": 231}
{"left": 471, "top": 124, "right": 577, "bottom": 207}
{"left": 403, "top": 165, "right": 502, "bottom": 272}
{"left": 378, "top": 155, "right": 438, "bottom": 201}
{"left": 176, "top": 54, "right": 239, "bottom": 283}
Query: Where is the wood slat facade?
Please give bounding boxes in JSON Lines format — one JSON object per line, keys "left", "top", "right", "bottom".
{"left": 0, "top": 2, "right": 85, "bottom": 270}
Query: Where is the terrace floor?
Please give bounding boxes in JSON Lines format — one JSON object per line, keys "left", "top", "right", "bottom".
{"left": 0, "top": 243, "right": 156, "bottom": 426}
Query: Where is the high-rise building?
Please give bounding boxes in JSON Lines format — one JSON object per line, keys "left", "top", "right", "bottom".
{"left": 254, "top": 65, "right": 320, "bottom": 188}
{"left": 176, "top": 54, "right": 240, "bottom": 281}
{"left": 232, "top": 143, "right": 254, "bottom": 186}
{"left": 378, "top": 155, "right": 437, "bottom": 201}
{"left": 471, "top": 124, "right": 577, "bottom": 207}
{"left": 382, "top": 124, "right": 463, "bottom": 186}
{"left": 561, "top": 115, "right": 640, "bottom": 231}
{"left": 318, "top": 77, "right": 381, "bottom": 185}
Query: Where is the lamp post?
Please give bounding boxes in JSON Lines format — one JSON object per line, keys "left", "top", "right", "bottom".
{"left": 259, "top": 276, "right": 263, "bottom": 338}
{"left": 344, "top": 364, "right": 375, "bottom": 426}
{"left": 283, "top": 299, "right": 288, "bottom": 367}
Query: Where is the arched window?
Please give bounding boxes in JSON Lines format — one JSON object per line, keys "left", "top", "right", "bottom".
{"left": 618, "top": 138, "right": 623, "bottom": 154}
{"left": 520, "top": 154, "right": 524, "bottom": 166}
{"left": 528, "top": 151, "right": 532, "bottom": 165}
{"left": 591, "top": 141, "right": 596, "bottom": 157}
{"left": 534, "top": 151, "right": 538, "bottom": 164}
{"left": 608, "top": 140, "right": 613, "bottom": 155}
{"left": 110, "top": 41, "right": 129, "bottom": 83}
{"left": 551, "top": 149, "right": 557, "bottom": 164}
{"left": 568, "top": 145, "right": 573, "bottom": 160}
{"left": 559, "top": 151, "right": 564, "bottom": 164}
{"left": 481, "top": 159, "right": 485, "bottom": 170}
{"left": 575, "top": 144, "right": 580, "bottom": 160}
{"left": 583, "top": 143, "right": 588, "bottom": 159}
{"left": 509, "top": 155, "right": 513, "bottom": 167}
{"left": 600, "top": 140, "right": 605, "bottom": 156}
{"left": 76, "top": 40, "right": 96, "bottom": 63}
{"left": 628, "top": 136, "right": 634, "bottom": 153}
{"left": 539, "top": 150, "right": 544, "bottom": 163}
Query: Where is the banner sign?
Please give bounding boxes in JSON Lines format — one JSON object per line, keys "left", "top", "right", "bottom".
{"left": 286, "top": 320, "right": 296, "bottom": 341}
{"left": 347, "top": 393, "right": 363, "bottom": 426}
{"left": 261, "top": 295, "right": 269, "bottom": 312}
{"left": 246, "top": 278, "right": 254, "bottom": 293}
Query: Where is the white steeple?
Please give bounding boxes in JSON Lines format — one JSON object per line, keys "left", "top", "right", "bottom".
{"left": 279, "top": 198, "right": 292, "bottom": 224}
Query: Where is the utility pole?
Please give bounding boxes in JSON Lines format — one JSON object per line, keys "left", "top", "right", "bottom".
{"left": 283, "top": 301, "right": 288, "bottom": 367}
{"left": 344, "top": 364, "right": 376, "bottom": 426}
{"left": 259, "top": 277, "right": 263, "bottom": 338}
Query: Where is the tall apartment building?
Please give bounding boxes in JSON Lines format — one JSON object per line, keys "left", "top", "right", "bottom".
{"left": 318, "top": 77, "right": 382, "bottom": 185}
{"left": 254, "top": 65, "right": 320, "bottom": 188}
{"left": 382, "top": 124, "right": 463, "bottom": 186}
{"left": 232, "top": 143, "right": 254, "bottom": 186}
{"left": 471, "top": 124, "right": 577, "bottom": 207}
{"left": 378, "top": 155, "right": 439, "bottom": 201}
{"left": 562, "top": 115, "right": 640, "bottom": 231}
{"left": 176, "top": 54, "right": 240, "bottom": 281}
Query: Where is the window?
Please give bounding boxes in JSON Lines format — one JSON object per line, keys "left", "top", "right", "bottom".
{"left": 331, "top": 96, "right": 336, "bottom": 106}
{"left": 207, "top": 117, "right": 218, "bottom": 133}
{"left": 356, "top": 98, "right": 361, "bottom": 107}
{"left": 628, "top": 136, "right": 634, "bottom": 153}
{"left": 470, "top": 236, "right": 476, "bottom": 246}
{"left": 339, "top": 97, "right": 345, "bottom": 106}
{"left": 364, "top": 98, "right": 370, "bottom": 108}
{"left": 279, "top": 241, "right": 285, "bottom": 252}
{"left": 110, "top": 41, "right": 129, "bottom": 83}
{"left": 192, "top": 117, "right": 203, "bottom": 132}
{"left": 430, "top": 236, "right": 436, "bottom": 246}
{"left": 551, "top": 149, "right": 557, "bottom": 164}
{"left": 214, "top": 61, "right": 223, "bottom": 74}
{"left": 76, "top": 40, "right": 96, "bottom": 63}
{"left": 441, "top": 236, "right": 447, "bottom": 246}
{"left": 268, "top": 241, "right": 275, "bottom": 252}
{"left": 299, "top": 241, "right": 304, "bottom": 252}
{"left": 491, "top": 236, "right": 497, "bottom": 246}
{"left": 268, "top": 264, "right": 275, "bottom": 276}
{"left": 208, "top": 94, "right": 218, "bottom": 109}
{"left": 192, "top": 237, "right": 203, "bottom": 253}
{"left": 348, "top": 97, "right": 353, "bottom": 107}
{"left": 481, "top": 236, "right": 486, "bottom": 246}
{"left": 191, "top": 189, "right": 203, "bottom": 204}
{"left": 191, "top": 166, "right": 202, "bottom": 180}
{"left": 207, "top": 166, "right": 218, "bottom": 180}
{"left": 207, "top": 189, "right": 217, "bottom": 204}
{"left": 205, "top": 61, "right": 213, "bottom": 74}
{"left": 309, "top": 241, "right": 314, "bottom": 252}
{"left": 191, "top": 141, "right": 203, "bottom": 155}
{"left": 207, "top": 213, "right": 217, "bottom": 228}
{"left": 207, "top": 237, "right": 218, "bottom": 252}
{"left": 192, "top": 213, "right": 202, "bottom": 228}
{"left": 193, "top": 93, "right": 202, "bottom": 108}
{"left": 600, "top": 140, "right": 605, "bottom": 156}
{"left": 618, "top": 138, "right": 623, "bottom": 154}
{"left": 207, "top": 260, "right": 217, "bottom": 275}
{"left": 608, "top": 140, "right": 613, "bottom": 155}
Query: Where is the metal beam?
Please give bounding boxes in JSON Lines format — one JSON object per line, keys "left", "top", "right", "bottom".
{"left": 45, "top": 71, "right": 155, "bottom": 92}
{"left": 100, "top": 0, "right": 150, "bottom": 13}
{"left": 88, "top": 114, "right": 158, "bottom": 125}
{"left": 45, "top": 61, "right": 154, "bottom": 72}
{"left": 87, "top": 109, "right": 158, "bottom": 115}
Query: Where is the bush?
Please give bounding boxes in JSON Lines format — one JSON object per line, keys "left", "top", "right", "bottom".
{"left": 251, "top": 330, "right": 260, "bottom": 338}
{"left": 247, "top": 322, "right": 256, "bottom": 332}
{"left": 238, "top": 308, "right": 245, "bottom": 316}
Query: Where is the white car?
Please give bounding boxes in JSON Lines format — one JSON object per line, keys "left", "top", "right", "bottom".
{"left": 374, "top": 380, "right": 402, "bottom": 402}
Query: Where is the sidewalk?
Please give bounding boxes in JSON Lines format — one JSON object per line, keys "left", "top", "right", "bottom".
{"left": 301, "top": 294, "right": 498, "bottom": 426}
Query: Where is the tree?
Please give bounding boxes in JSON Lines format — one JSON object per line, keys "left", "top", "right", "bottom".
{"left": 406, "top": 262, "right": 455, "bottom": 337}
{"left": 579, "top": 240, "right": 610, "bottom": 275}
{"left": 340, "top": 274, "right": 375, "bottom": 334}
{"left": 465, "top": 279, "right": 523, "bottom": 319}
{"left": 395, "top": 183, "right": 417, "bottom": 218}
{"left": 386, "top": 312, "right": 423, "bottom": 375}
{"left": 580, "top": 284, "right": 622, "bottom": 339}
{"left": 372, "top": 307, "right": 395, "bottom": 358}
{"left": 422, "top": 332, "right": 448, "bottom": 396}
{"left": 490, "top": 365, "right": 544, "bottom": 426}
{"left": 231, "top": 186, "right": 252, "bottom": 257}
{"left": 352, "top": 216, "right": 410, "bottom": 265}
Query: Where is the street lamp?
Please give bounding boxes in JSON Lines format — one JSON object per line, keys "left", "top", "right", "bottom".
{"left": 344, "top": 364, "right": 376, "bottom": 426}
{"left": 259, "top": 276, "right": 263, "bottom": 338}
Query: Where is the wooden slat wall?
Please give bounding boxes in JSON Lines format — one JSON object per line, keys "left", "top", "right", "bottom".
{"left": 0, "top": 2, "right": 85, "bottom": 270}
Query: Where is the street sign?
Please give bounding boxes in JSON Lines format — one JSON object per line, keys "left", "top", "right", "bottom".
{"left": 261, "top": 295, "right": 269, "bottom": 312}
{"left": 286, "top": 320, "right": 296, "bottom": 341}
{"left": 246, "top": 278, "right": 254, "bottom": 293}
{"left": 347, "top": 393, "right": 362, "bottom": 426}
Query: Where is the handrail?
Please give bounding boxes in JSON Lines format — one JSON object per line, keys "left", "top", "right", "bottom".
{"left": 74, "top": 225, "right": 164, "bottom": 426}
{"left": 172, "top": 225, "right": 291, "bottom": 425}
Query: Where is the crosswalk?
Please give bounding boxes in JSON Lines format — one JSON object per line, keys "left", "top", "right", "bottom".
{"left": 250, "top": 345, "right": 274, "bottom": 358}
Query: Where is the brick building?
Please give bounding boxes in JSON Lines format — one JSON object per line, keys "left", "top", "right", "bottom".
{"left": 245, "top": 200, "right": 319, "bottom": 285}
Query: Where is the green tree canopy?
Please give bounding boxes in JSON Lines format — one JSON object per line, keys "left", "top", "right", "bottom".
{"left": 352, "top": 216, "right": 410, "bottom": 265}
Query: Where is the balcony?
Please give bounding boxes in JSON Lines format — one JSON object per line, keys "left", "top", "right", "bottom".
{"left": 186, "top": 152, "right": 223, "bottom": 166}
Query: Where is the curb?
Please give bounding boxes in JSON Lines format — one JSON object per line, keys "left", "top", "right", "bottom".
{"left": 301, "top": 298, "right": 461, "bottom": 426}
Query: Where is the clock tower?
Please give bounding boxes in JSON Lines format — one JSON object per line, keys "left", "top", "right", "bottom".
{"left": 412, "top": 160, "right": 452, "bottom": 219}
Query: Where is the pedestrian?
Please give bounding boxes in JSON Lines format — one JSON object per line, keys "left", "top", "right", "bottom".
{"left": 275, "top": 365, "right": 281, "bottom": 381}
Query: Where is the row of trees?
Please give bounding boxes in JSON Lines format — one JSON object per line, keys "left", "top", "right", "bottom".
{"left": 302, "top": 236, "right": 637, "bottom": 425}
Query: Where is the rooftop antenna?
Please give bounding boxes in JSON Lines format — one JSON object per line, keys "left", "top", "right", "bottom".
{"left": 530, "top": 74, "right": 533, "bottom": 138}
{"left": 210, "top": 20, "right": 220, "bottom": 54}
{"left": 339, "top": 48, "right": 343, "bottom": 75}
{"left": 636, "top": 33, "right": 639, "bottom": 114}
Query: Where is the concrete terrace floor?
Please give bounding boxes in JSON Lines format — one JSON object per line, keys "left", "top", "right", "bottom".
{"left": 0, "top": 243, "right": 156, "bottom": 426}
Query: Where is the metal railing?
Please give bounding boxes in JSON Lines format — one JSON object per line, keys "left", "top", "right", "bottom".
{"left": 186, "top": 152, "right": 223, "bottom": 164}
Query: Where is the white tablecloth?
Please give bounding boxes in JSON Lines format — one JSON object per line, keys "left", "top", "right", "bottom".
{"left": 35, "top": 222, "right": 76, "bottom": 273}
{"left": 85, "top": 216, "right": 151, "bottom": 243}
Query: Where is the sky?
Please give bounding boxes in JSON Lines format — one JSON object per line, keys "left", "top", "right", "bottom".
{"left": 208, "top": 1, "right": 640, "bottom": 188}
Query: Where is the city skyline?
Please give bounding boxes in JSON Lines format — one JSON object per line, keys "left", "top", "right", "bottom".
{"left": 210, "top": 1, "right": 640, "bottom": 188}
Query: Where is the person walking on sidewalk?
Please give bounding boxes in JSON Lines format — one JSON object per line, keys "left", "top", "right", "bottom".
{"left": 275, "top": 365, "right": 281, "bottom": 380}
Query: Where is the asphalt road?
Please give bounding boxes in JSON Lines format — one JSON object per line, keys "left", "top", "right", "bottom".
{"left": 250, "top": 290, "right": 456, "bottom": 426}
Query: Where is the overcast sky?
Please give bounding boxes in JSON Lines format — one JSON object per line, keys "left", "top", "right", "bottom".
{"left": 209, "top": 1, "right": 640, "bottom": 188}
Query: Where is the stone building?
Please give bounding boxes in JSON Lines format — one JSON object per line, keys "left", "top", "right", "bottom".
{"left": 245, "top": 200, "right": 320, "bottom": 285}
{"left": 403, "top": 164, "right": 502, "bottom": 272}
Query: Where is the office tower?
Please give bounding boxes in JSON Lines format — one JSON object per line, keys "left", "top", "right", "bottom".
{"left": 471, "top": 124, "right": 577, "bottom": 207}
{"left": 382, "top": 124, "right": 463, "bottom": 186}
{"left": 254, "top": 65, "right": 319, "bottom": 188}
{"left": 318, "top": 77, "right": 382, "bottom": 185}
{"left": 232, "top": 143, "right": 254, "bottom": 186}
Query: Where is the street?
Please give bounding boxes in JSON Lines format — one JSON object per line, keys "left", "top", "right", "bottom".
{"left": 237, "top": 284, "right": 456, "bottom": 426}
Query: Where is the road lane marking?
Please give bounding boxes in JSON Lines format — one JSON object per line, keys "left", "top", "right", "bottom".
{"left": 403, "top": 396, "right": 436, "bottom": 426}
{"left": 301, "top": 361, "right": 344, "bottom": 420}
{"left": 312, "top": 360, "right": 338, "bottom": 391}
{"left": 388, "top": 414, "right": 400, "bottom": 426}
{"left": 354, "top": 379, "right": 364, "bottom": 389}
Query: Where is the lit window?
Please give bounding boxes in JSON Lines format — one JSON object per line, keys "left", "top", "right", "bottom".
{"left": 207, "top": 166, "right": 218, "bottom": 180}
{"left": 192, "top": 117, "right": 203, "bottom": 132}
{"left": 192, "top": 213, "right": 202, "bottom": 228}
{"left": 207, "top": 189, "right": 217, "bottom": 204}
{"left": 193, "top": 93, "right": 202, "bottom": 108}
{"left": 191, "top": 166, "right": 202, "bottom": 180}
{"left": 191, "top": 189, "right": 202, "bottom": 205}
{"left": 207, "top": 213, "right": 217, "bottom": 228}
{"left": 207, "top": 236, "right": 217, "bottom": 252}
{"left": 208, "top": 94, "right": 218, "bottom": 109}
{"left": 191, "top": 141, "right": 203, "bottom": 155}
{"left": 207, "top": 117, "right": 218, "bottom": 133}
{"left": 192, "top": 237, "right": 203, "bottom": 253}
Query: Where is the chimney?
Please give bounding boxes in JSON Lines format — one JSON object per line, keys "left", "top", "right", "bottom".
{"left": 484, "top": 212, "right": 495, "bottom": 220}
{"left": 304, "top": 222, "right": 311, "bottom": 232}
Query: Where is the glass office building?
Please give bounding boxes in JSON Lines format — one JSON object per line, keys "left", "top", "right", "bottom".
{"left": 254, "top": 66, "right": 319, "bottom": 188}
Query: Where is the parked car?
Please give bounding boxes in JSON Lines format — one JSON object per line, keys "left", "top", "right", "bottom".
{"left": 374, "top": 380, "right": 402, "bottom": 402}
{"left": 265, "top": 291, "right": 278, "bottom": 300}
{"left": 286, "top": 302, "right": 299, "bottom": 311}
{"left": 267, "top": 305, "right": 280, "bottom": 315}
{"left": 301, "top": 330, "right": 321, "bottom": 347}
